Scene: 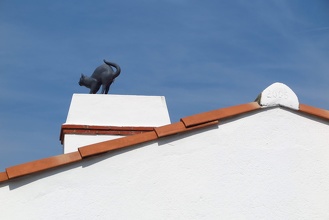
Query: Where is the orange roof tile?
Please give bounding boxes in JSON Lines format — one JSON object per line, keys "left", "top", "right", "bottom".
{"left": 0, "top": 172, "right": 8, "bottom": 183}
{"left": 6, "top": 152, "right": 82, "bottom": 179}
{"left": 79, "top": 131, "right": 158, "bottom": 157}
{"left": 60, "top": 125, "right": 154, "bottom": 144}
{"left": 154, "top": 120, "right": 219, "bottom": 138}
{"left": 181, "top": 102, "right": 261, "bottom": 127}
{"left": 299, "top": 104, "right": 329, "bottom": 120}
{"left": 1, "top": 101, "right": 328, "bottom": 184}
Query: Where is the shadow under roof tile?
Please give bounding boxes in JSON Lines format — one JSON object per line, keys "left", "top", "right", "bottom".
{"left": 6, "top": 151, "right": 82, "bottom": 179}
{"left": 79, "top": 131, "right": 158, "bottom": 158}
{"left": 299, "top": 104, "right": 329, "bottom": 121}
{"left": 181, "top": 102, "right": 260, "bottom": 127}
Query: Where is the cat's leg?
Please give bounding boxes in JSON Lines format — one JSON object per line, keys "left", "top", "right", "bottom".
{"left": 104, "top": 85, "right": 110, "bottom": 94}
{"left": 90, "top": 83, "right": 101, "bottom": 94}
{"left": 100, "top": 84, "right": 106, "bottom": 94}
{"left": 104, "top": 81, "right": 113, "bottom": 94}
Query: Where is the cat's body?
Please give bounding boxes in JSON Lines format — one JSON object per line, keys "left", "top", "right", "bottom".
{"left": 79, "top": 59, "right": 121, "bottom": 94}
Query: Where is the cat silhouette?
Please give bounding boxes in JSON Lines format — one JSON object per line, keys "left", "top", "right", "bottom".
{"left": 79, "top": 59, "right": 121, "bottom": 94}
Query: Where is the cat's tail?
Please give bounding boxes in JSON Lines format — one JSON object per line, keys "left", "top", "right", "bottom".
{"left": 103, "top": 59, "right": 121, "bottom": 78}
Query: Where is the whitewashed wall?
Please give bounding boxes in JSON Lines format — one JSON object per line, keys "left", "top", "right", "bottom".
{"left": 1, "top": 107, "right": 329, "bottom": 219}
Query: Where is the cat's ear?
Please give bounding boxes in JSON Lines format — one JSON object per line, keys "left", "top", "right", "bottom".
{"left": 81, "top": 73, "right": 84, "bottom": 78}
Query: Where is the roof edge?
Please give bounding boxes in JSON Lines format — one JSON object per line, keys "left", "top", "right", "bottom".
{"left": 181, "top": 102, "right": 261, "bottom": 127}
{"left": 1, "top": 100, "right": 329, "bottom": 184}
{"left": 5, "top": 152, "right": 82, "bottom": 179}
{"left": 299, "top": 103, "right": 329, "bottom": 120}
{"left": 78, "top": 131, "right": 158, "bottom": 157}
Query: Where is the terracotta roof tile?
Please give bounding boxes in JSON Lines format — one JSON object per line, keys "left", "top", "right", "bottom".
{"left": 154, "top": 120, "right": 219, "bottom": 138}
{"left": 299, "top": 104, "right": 329, "bottom": 120}
{"left": 79, "top": 131, "right": 158, "bottom": 157}
{"left": 60, "top": 125, "right": 154, "bottom": 144}
{"left": 0, "top": 172, "right": 8, "bottom": 183}
{"left": 154, "top": 121, "right": 186, "bottom": 137}
{"left": 2, "top": 101, "right": 329, "bottom": 183}
{"left": 181, "top": 102, "right": 261, "bottom": 127}
{"left": 6, "top": 152, "right": 82, "bottom": 179}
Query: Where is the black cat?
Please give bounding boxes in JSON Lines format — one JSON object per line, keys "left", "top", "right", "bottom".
{"left": 79, "top": 59, "right": 121, "bottom": 94}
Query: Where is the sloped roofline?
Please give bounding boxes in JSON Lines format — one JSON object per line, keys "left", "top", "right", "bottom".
{"left": 1, "top": 100, "right": 328, "bottom": 184}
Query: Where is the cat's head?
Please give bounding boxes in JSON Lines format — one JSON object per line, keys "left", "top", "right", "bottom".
{"left": 78, "top": 74, "right": 85, "bottom": 86}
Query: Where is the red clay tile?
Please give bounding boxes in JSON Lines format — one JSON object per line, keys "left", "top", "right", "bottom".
{"left": 60, "top": 125, "right": 154, "bottom": 144}
{"left": 61, "top": 124, "right": 155, "bottom": 131}
{"left": 154, "top": 122, "right": 186, "bottom": 137}
{"left": 154, "top": 120, "right": 219, "bottom": 138}
{"left": 79, "top": 131, "right": 158, "bottom": 157}
{"left": 185, "top": 120, "right": 219, "bottom": 131}
{"left": 181, "top": 102, "right": 260, "bottom": 127}
{"left": 6, "top": 151, "right": 82, "bottom": 179}
{"left": 0, "top": 172, "right": 8, "bottom": 183}
{"left": 299, "top": 104, "right": 329, "bottom": 121}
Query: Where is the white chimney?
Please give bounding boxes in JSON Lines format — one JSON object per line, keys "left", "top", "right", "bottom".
{"left": 60, "top": 94, "right": 171, "bottom": 153}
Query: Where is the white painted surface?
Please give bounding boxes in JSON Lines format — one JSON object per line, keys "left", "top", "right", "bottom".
{"left": 259, "top": 82, "right": 299, "bottom": 110}
{"left": 1, "top": 107, "right": 329, "bottom": 219}
{"left": 65, "top": 94, "right": 171, "bottom": 126}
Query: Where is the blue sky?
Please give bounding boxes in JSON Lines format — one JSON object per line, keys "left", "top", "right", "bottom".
{"left": 0, "top": 0, "right": 328, "bottom": 170}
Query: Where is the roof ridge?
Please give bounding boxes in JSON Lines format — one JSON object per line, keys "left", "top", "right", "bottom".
{"left": 181, "top": 102, "right": 260, "bottom": 127}
{"left": 1, "top": 101, "right": 329, "bottom": 184}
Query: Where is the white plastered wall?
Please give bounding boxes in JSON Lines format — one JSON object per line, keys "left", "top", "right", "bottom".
{"left": 1, "top": 107, "right": 329, "bottom": 219}
{"left": 65, "top": 94, "right": 171, "bottom": 126}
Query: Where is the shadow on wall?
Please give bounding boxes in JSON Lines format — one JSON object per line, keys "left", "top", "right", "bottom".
{"left": 3, "top": 143, "right": 146, "bottom": 190}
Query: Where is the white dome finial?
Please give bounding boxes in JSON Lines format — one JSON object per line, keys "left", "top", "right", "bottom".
{"left": 255, "top": 82, "right": 299, "bottom": 110}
